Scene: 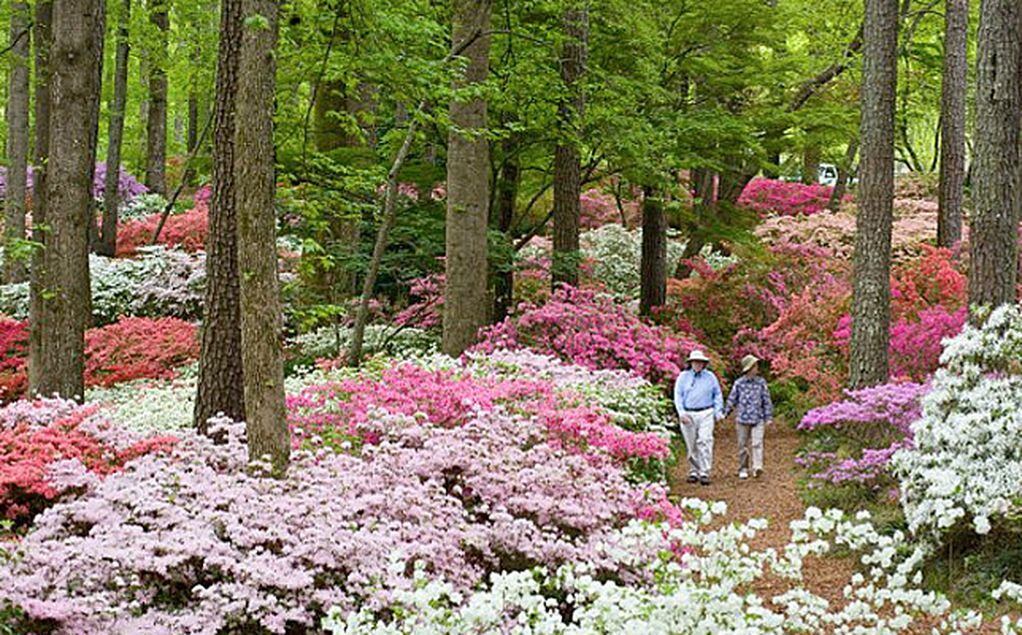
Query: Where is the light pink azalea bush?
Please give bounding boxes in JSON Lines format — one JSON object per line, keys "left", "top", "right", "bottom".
{"left": 0, "top": 407, "right": 680, "bottom": 633}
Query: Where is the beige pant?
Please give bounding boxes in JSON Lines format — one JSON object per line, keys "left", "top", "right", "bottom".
{"left": 680, "top": 408, "right": 715, "bottom": 477}
{"left": 736, "top": 423, "right": 764, "bottom": 472}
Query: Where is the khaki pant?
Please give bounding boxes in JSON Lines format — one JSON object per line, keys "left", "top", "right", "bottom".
{"left": 680, "top": 408, "right": 715, "bottom": 478}
{"left": 736, "top": 423, "right": 764, "bottom": 473}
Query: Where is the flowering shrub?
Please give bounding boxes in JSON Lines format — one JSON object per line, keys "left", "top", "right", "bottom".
{"left": 83, "top": 317, "right": 199, "bottom": 388}
{"left": 0, "top": 411, "right": 679, "bottom": 633}
{"left": 579, "top": 187, "right": 638, "bottom": 229}
{"left": 0, "top": 397, "right": 173, "bottom": 524}
{"left": 0, "top": 163, "right": 146, "bottom": 203}
{"left": 893, "top": 304, "right": 1022, "bottom": 538}
{"left": 0, "top": 247, "right": 205, "bottom": 324}
{"left": 578, "top": 224, "right": 685, "bottom": 298}
{"left": 393, "top": 273, "right": 444, "bottom": 331}
{"left": 738, "top": 178, "right": 848, "bottom": 217}
{"left": 289, "top": 324, "right": 438, "bottom": 364}
{"left": 476, "top": 286, "right": 714, "bottom": 386}
{"left": 324, "top": 504, "right": 990, "bottom": 633}
{"left": 0, "top": 320, "right": 28, "bottom": 402}
{"left": 798, "top": 382, "right": 927, "bottom": 486}
{"left": 118, "top": 192, "right": 169, "bottom": 220}
{"left": 116, "top": 202, "right": 209, "bottom": 256}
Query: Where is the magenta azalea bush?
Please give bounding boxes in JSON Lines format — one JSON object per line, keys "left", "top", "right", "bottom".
{"left": 737, "top": 178, "right": 847, "bottom": 217}
{"left": 798, "top": 382, "right": 927, "bottom": 486}
{"left": 475, "top": 286, "right": 715, "bottom": 387}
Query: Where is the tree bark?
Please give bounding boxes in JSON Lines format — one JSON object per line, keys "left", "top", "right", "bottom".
{"left": 195, "top": 0, "right": 245, "bottom": 432}
{"left": 3, "top": 1, "right": 31, "bottom": 283}
{"left": 98, "top": 0, "right": 132, "bottom": 257}
{"left": 28, "top": 0, "right": 104, "bottom": 399}
{"left": 236, "top": 0, "right": 288, "bottom": 474}
{"left": 802, "top": 145, "right": 821, "bottom": 185}
{"left": 828, "top": 139, "right": 858, "bottom": 211}
{"left": 442, "top": 0, "right": 492, "bottom": 356}
{"left": 493, "top": 137, "right": 520, "bottom": 322}
{"left": 551, "top": 4, "right": 588, "bottom": 289}
{"left": 937, "top": 0, "right": 969, "bottom": 248}
{"left": 969, "top": 0, "right": 1021, "bottom": 312}
{"left": 145, "top": 1, "right": 169, "bottom": 196}
{"left": 639, "top": 186, "right": 667, "bottom": 317}
{"left": 849, "top": 0, "right": 898, "bottom": 389}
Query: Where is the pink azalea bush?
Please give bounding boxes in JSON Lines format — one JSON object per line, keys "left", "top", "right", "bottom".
{"left": 738, "top": 178, "right": 848, "bottom": 217}
{"left": 798, "top": 382, "right": 927, "bottom": 487}
{"left": 475, "top": 286, "right": 716, "bottom": 386}
{"left": 0, "top": 403, "right": 680, "bottom": 633}
{"left": 117, "top": 201, "right": 209, "bottom": 256}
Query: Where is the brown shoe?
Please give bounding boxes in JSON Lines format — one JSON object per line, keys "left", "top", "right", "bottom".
{"left": 754, "top": 468, "right": 764, "bottom": 478}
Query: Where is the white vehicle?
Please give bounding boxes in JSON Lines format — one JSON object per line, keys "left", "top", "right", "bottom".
{"left": 817, "top": 163, "right": 838, "bottom": 186}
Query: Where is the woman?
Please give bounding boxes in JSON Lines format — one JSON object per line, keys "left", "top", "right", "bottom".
{"left": 673, "top": 350, "right": 723, "bottom": 486}
{"left": 724, "top": 354, "right": 773, "bottom": 480}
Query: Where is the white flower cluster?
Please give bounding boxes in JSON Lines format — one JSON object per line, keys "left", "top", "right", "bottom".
{"left": 118, "top": 192, "right": 169, "bottom": 220}
{"left": 323, "top": 503, "right": 987, "bottom": 634}
{"left": 578, "top": 225, "right": 685, "bottom": 299}
{"left": 892, "top": 304, "right": 1022, "bottom": 538}
{"left": 289, "top": 324, "right": 438, "bottom": 361}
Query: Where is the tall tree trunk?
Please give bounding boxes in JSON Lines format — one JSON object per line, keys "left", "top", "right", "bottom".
{"left": 969, "top": 0, "right": 1021, "bottom": 312}
{"left": 98, "top": 0, "right": 132, "bottom": 257}
{"left": 195, "top": 0, "right": 245, "bottom": 431}
{"left": 937, "top": 0, "right": 968, "bottom": 248}
{"left": 802, "top": 144, "right": 821, "bottom": 184}
{"left": 184, "top": 38, "right": 201, "bottom": 186}
{"left": 849, "top": 0, "right": 898, "bottom": 389}
{"left": 551, "top": 4, "right": 588, "bottom": 289}
{"left": 675, "top": 168, "right": 714, "bottom": 279}
{"left": 493, "top": 138, "right": 520, "bottom": 322}
{"left": 28, "top": 0, "right": 104, "bottom": 399}
{"left": 145, "top": 1, "right": 169, "bottom": 195}
{"left": 3, "top": 1, "right": 31, "bottom": 283}
{"left": 442, "top": 0, "right": 492, "bottom": 356}
{"left": 639, "top": 186, "right": 667, "bottom": 316}
{"left": 236, "top": 0, "right": 288, "bottom": 474}
{"left": 27, "top": 0, "right": 53, "bottom": 392}
{"left": 828, "top": 139, "right": 859, "bottom": 211}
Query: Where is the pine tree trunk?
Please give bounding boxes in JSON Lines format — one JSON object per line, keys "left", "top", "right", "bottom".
{"left": 27, "top": 0, "right": 53, "bottom": 392}
{"left": 969, "top": 0, "right": 1021, "bottom": 312}
{"left": 28, "top": 0, "right": 104, "bottom": 399}
{"left": 493, "top": 137, "right": 520, "bottom": 322}
{"left": 937, "top": 0, "right": 968, "bottom": 248}
{"left": 195, "top": 0, "right": 245, "bottom": 432}
{"left": 145, "top": 2, "right": 169, "bottom": 196}
{"left": 802, "top": 145, "right": 821, "bottom": 185}
{"left": 551, "top": 4, "right": 588, "bottom": 289}
{"left": 639, "top": 186, "right": 667, "bottom": 317}
{"left": 828, "top": 140, "right": 858, "bottom": 211}
{"left": 849, "top": 0, "right": 898, "bottom": 389}
{"left": 236, "top": 0, "right": 289, "bottom": 474}
{"left": 3, "top": 1, "right": 31, "bottom": 283}
{"left": 98, "top": 0, "right": 132, "bottom": 257}
{"left": 442, "top": 0, "right": 492, "bottom": 356}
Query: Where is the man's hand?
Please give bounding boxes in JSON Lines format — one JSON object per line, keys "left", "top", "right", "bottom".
{"left": 680, "top": 414, "right": 694, "bottom": 426}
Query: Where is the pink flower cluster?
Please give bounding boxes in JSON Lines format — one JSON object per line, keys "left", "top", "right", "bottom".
{"left": 475, "top": 286, "right": 714, "bottom": 386}
{"left": 117, "top": 201, "right": 209, "bottom": 256}
{"left": 738, "top": 178, "right": 848, "bottom": 217}
{"left": 393, "top": 273, "right": 444, "bottom": 330}
{"left": 288, "top": 361, "right": 669, "bottom": 466}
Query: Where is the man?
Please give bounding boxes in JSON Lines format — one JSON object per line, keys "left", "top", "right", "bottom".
{"left": 673, "top": 350, "right": 723, "bottom": 486}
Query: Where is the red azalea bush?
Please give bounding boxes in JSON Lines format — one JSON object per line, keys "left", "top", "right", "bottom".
{"left": 475, "top": 286, "right": 717, "bottom": 386}
{"left": 0, "top": 318, "right": 199, "bottom": 401}
{"left": 738, "top": 178, "right": 848, "bottom": 217}
{"left": 84, "top": 317, "right": 199, "bottom": 388}
{"left": 116, "top": 202, "right": 209, "bottom": 256}
{"left": 0, "top": 319, "right": 28, "bottom": 402}
{"left": 0, "top": 398, "right": 175, "bottom": 524}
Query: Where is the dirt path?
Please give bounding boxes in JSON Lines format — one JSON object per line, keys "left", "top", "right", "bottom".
{"left": 668, "top": 420, "right": 857, "bottom": 605}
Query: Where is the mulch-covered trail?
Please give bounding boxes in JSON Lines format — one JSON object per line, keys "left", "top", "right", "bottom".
{"left": 669, "top": 420, "right": 857, "bottom": 607}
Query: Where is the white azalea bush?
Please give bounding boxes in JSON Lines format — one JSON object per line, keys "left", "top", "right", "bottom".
{"left": 324, "top": 502, "right": 993, "bottom": 634}
{"left": 892, "top": 304, "right": 1022, "bottom": 538}
{"left": 288, "top": 324, "right": 438, "bottom": 363}
{"left": 578, "top": 224, "right": 685, "bottom": 298}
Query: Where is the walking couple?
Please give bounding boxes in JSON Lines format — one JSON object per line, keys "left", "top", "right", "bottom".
{"left": 673, "top": 350, "right": 773, "bottom": 486}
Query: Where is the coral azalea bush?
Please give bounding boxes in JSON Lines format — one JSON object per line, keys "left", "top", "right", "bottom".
{"left": 117, "top": 202, "right": 209, "bottom": 256}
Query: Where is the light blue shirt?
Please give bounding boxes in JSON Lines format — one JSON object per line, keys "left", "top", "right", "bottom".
{"left": 673, "top": 369, "right": 723, "bottom": 419}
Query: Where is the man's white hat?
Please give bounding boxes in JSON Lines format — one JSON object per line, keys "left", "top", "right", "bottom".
{"left": 687, "top": 350, "right": 711, "bottom": 363}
